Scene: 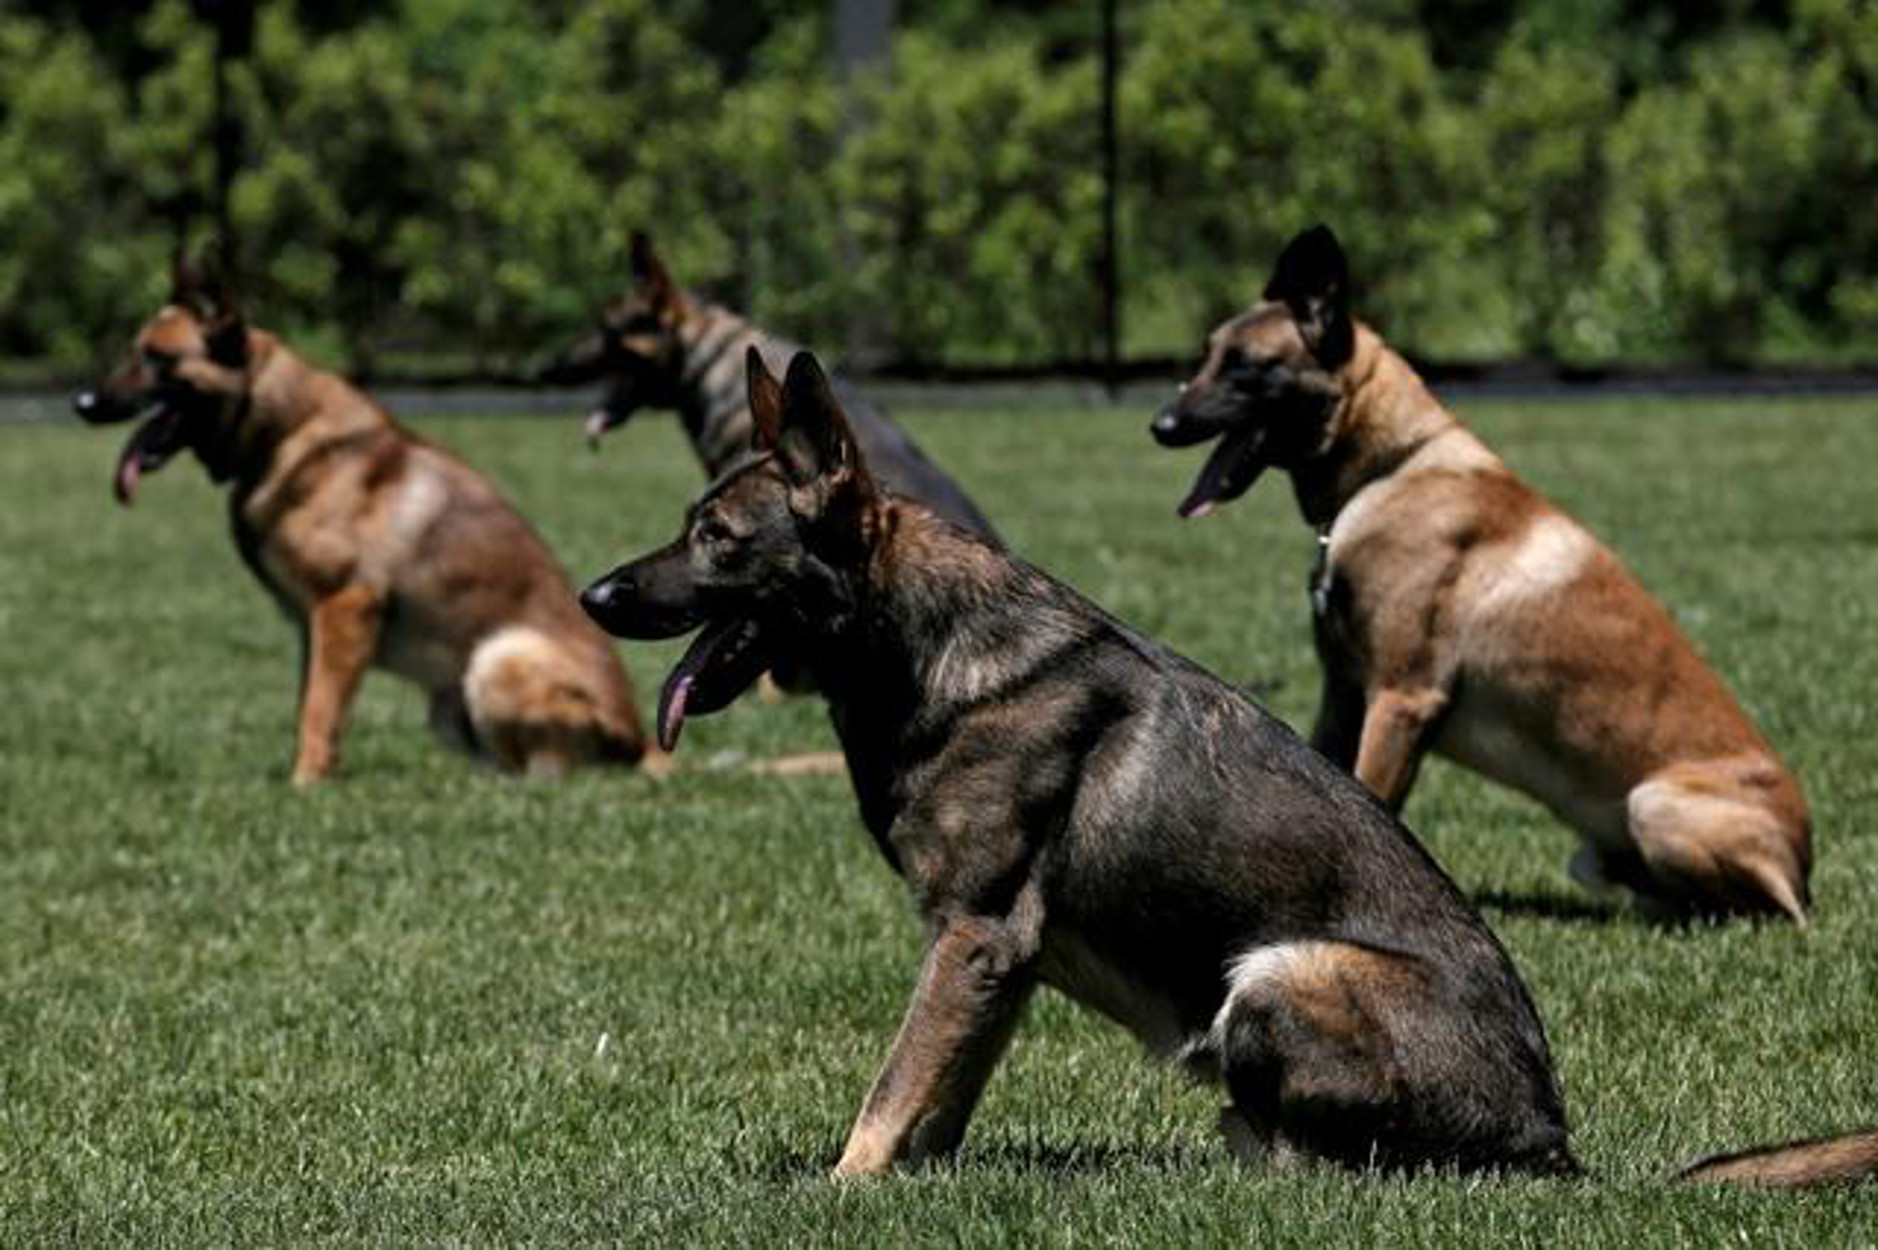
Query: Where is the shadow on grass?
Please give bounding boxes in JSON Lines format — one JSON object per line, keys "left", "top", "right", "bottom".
{"left": 1474, "top": 888, "right": 1768, "bottom": 935}
{"left": 1472, "top": 888, "right": 1626, "bottom": 925}
{"left": 754, "top": 1136, "right": 1214, "bottom": 1182}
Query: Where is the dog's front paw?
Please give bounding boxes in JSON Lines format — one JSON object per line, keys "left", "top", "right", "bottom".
{"left": 290, "top": 754, "right": 332, "bottom": 787}
{"left": 832, "top": 1131, "right": 895, "bottom": 1180}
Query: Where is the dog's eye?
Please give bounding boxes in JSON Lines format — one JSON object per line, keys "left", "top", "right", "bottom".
{"left": 695, "top": 516, "right": 736, "bottom": 545}
{"left": 1223, "top": 349, "right": 1272, "bottom": 379}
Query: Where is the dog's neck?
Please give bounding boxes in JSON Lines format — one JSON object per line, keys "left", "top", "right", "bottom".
{"left": 221, "top": 332, "right": 392, "bottom": 490}
{"left": 822, "top": 502, "right": 1104, "bottom": 722}
{"left": 672, "top": 301, "right": 801, "bottom": 476}
{"left": 806, "top": 498, "right": 1099, "bottom": 836}
{"left": 811, "top": 505, "right": 1002, "bottom": 689}
{"left": 1288, "top": 325, "right": 1468, "bottom": 527}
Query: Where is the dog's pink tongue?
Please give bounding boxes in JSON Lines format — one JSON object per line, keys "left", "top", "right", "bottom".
{"left": 1177, "top": 496, "right": 1215, "bottom": 520}
{"left": 657, "top": 672, "right": 693, "bottom": 753}
{"left": 114, "top": 453, "right": 142, "bottom": 507}
{"left": 584, "top": 410, "right": 613, "bottom": 450}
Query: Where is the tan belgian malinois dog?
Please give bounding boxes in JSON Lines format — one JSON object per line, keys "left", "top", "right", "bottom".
{"left": 73, "top": 255, "right": 653, "bottom": 783}
{"left": 1152, "top": 226, "right": 1810, "bottom": 922}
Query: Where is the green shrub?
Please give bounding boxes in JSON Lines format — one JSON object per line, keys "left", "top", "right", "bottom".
{"left": 0, "top": 17, "right": 165, "bottom": 367}
{"left": 2, "top": 2, "right": 1873, "bottom": 372}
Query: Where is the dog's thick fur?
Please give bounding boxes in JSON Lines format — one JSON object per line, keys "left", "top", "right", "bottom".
{"left": 581, "top": 349, "right": 1872, "bottom": 1185}
{"left": 74, "top": 257, "right": 651, "bottom": 783}
{"left": 540, "top": 232, "right": 999, "bottom": 543}
{"left": 1153, "top": 226, "right": 1811, "bottom": 923}
{"left": 585, "top": 348, "right": 1584, "bottom": 1178}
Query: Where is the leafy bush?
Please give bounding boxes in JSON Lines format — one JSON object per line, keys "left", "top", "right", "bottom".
{"left": 2, "top": 2, "right": 1873, "bottom": 373}
{"left": 0, "top": 17, "right": 165, "bottom": 366}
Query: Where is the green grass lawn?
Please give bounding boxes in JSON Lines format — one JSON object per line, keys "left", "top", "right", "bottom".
{"left": 2, "top": 392, "right": 1875, "bottom": 1243}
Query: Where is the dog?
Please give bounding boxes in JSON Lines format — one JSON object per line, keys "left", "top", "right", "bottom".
{"left": 539, "top": 232, "right": 1000, "bottom": 544}
{"left": 1152, "top": 225, "right": 1812, "bottom": 923}
{"left": 578, "top": 347, "right": 1874, "bottom": 1183}
{"left": 73, "top": 254, "right": 653, "bottom": 783}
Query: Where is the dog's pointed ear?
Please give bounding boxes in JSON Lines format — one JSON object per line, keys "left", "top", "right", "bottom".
{"left": 172, "top": 243, "right": 247, "bottom": 366}
{"left": 1264, "top": 224, "right": 1353, "bottom": 369}
{"left": 170, "top": 243, "right": 205, "bottom": 310}
{"left": 195, "top": 244, "right": 247, "bottom": 367}
{"left": 776, "top": 352, "right": 872, "bottom": 501}
{"left": 746, "top": 346, "right": 783, "bottom": 450}
{"left": 173, "top": 242, "right": 232, "bottom": 311}
{"left": 205, "top": 307, "right": 249, "bottom": 368}
{"left": 630, "top": 230, "right": 686, "bottom": 325}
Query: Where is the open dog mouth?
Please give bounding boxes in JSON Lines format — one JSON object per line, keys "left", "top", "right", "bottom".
{"left": 657, "top": 616, "right": 774, "bottom": 751}
{"left": 113, "top": 406, "right": 190, "bottom": 506}
{"left": 583, "top": 405, "right": 629, "bottom": 449}
{"left": 1176, "top": 422, "right": 1269, "bottom": 519}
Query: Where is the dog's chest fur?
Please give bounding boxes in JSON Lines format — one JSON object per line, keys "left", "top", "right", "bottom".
{"left": 230, "top": 415, "right": 494, "bottom": 692}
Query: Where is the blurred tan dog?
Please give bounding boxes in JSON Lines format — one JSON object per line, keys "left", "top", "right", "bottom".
{"left": 1153, "top": 226, "right": 1810, "bottom": 922}
{"left": 74, "top": 255, "right": 654, "bottom": 783}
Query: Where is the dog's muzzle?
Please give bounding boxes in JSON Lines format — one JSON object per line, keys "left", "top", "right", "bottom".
{"left": 1150, "top": 391, "right": 1238, "bottom": 448}
{"left": 578, "top": 573, "right": 637, "bottom": 633}
{"left": 72, "top": 388, "right": 142, "bottom": 425}
{"left": 579, "top": 566, "right": 706, "bottom": 641}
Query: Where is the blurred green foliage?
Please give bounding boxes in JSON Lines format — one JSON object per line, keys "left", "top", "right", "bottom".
{"left": 2, "top": 0, "right": 1873, "bottom": 373}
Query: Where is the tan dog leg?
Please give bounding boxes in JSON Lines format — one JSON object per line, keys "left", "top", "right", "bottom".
{"left": 292, "top": 585, "right": 382, "bottom": 785}
{"left": 1353, "top": 686, "right": 1448, "bottom": 810}
{"left": 835, "top": 915, "right": 1038, "bottom": 1178}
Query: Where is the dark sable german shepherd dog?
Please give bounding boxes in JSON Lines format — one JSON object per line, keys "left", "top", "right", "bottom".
{"left": 539, "top": 232, "right": 999, "bottom": 543}
{"left": 73, "top": 255, "right": 653, "bottom": 783}
{"left": 579, "top": 348, "right": 1874, "bottom": 1183}
{"left": 1153, "top": 225, "right": 1811, "bottom": 923}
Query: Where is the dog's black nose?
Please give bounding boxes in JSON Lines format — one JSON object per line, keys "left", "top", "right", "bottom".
{"left": 1150, "top": 408, "right": 1184, "bottom": 445}
{"left": 579, "top": 574, "right": 628, "bottom": 624}
{"left": 73, "top": 390, "right": 100, "bottom": 419}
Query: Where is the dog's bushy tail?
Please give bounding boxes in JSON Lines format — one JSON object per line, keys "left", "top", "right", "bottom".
{"left": 1678, "top": 1128, "right": 1878, "bottom": 1188}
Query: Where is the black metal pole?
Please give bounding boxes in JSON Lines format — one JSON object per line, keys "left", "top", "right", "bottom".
{"left": 1099, "top": 0, "right": 1121, "bottom": 395}
{"left": 835, "top": 0, "right": 894, "bottom": 369}
{"left": 211, "top": 19, "right": 231, "bottom": 268}
{"left": 198, "top": 0, "right": 251, "bottom": 276}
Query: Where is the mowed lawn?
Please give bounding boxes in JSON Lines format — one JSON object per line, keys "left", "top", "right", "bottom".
{"left": 1, "top": 390, "right": 1874, "bottom": 1243}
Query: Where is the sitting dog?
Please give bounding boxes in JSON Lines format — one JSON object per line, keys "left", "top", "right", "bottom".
{"left": 73, "top": 256, "right": 653, "bottom": 783}
{"left": 1152, "top": 226, "right": 1811, "bottom": 922}
{"left": 539, "top": 231, "right": 999, "bottom": 543}
{"left": 579, "top": 347, "right": 1872, "bottom": 1182}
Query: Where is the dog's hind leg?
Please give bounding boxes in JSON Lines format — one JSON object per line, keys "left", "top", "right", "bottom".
{"left": 462, "top": 626, "right": 638, "bottom": 775}
{"left": 1625, "top": 770, "right": 1810, "bottom": 922}
{"left": 835, "top": 907, "right": 1040, "bottom": 1177}
{"left": 1211, "top": 939, "right": 1574, "bottom": 1175}
{"left": 427, "top": 687, "right": 478, "bottom": 756}
{"left": 1212, "top": 942, "right": 1414, "bottom": 1172}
